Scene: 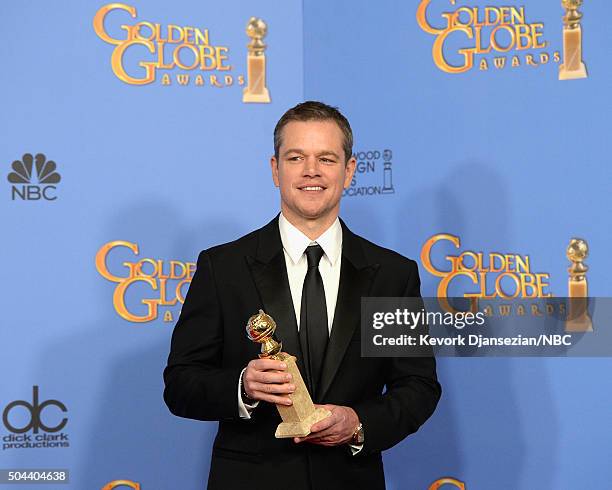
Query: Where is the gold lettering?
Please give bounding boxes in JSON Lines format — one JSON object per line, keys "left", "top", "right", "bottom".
{"left": 531, "top": 304, "right": 543, "bottom": 316}
{"left": 535, "top": 273, "right": 552, "bottom": 297}
{"left": 184, "top": 26, "right": 194, "bottom": 44}
{"left": 135, "top": 21, "right": 156, "bottom": 41}
{"left": 158, "top": 278, "right": 178, "bottom": 306}
{"left": 490, "top": 24, "right": 515, "bottom": 52}
{"left": 216, "top": 47, "right": 231, "bottom": 70}
{"left": 432, "top": 27, "right": 475, "bottom": 74}
{"left": 514, "top": 24, "right": 532, "bottom": 50}
{"left": 210, "top": 75, "right": 222, "bottom": 87}
{"left": 113, "top": 276, "right": 158, "bottom": 322}
{"left": 496, "top": 272, "right": 520, "bottom": 299}
{"left": 95, "top": 241, "right": 139, "bottom": 282}
{"left": 416, "top": 0, "right": 448, "bottom": 35}
{"left": 111, "top": 39, "right": 156, "bottom": 85}
{"left": 176, "top": 279, "right": 190, "bottom": 303}
{"left": 167, "top": 25, "right": 184, "bottom": 43}
{"left": 194, "top": 28, "right": 209, "bottom": 45}
{"left": 101, "top": 480, "right": 140, "bottom": 490}
{"left": 531, "top": 23, "right": 545, "bottom": 49}
{"left": 421, "top": 234, "right": 461, "bottom": 278}
{"left": 155, "top": 42, "right": 175, "bottom": 69}
{"left": 510, "top": 7, "right": 525, "bottom": 25}
{"left": 429, "top": 477, "right": 466, "bottom": 490}
{"left": 174, "top": 43, "right": 200, "bottom": 70}
{"left": 499, "top": 305, "right": 511, "bottom": 316}
{"left": 93, "top": 3, "right": 137, "bottom": 45}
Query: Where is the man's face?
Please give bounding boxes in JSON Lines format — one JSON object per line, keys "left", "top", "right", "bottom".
{"left": 271, "top": 120, "right": 356, "bottom": 226}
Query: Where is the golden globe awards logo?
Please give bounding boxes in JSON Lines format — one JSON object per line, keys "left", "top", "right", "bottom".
{"left": 93, "top": 4, "right": 272, "bottom": 101}
{"left": 417, "top": 0, "right": 560, "bottom": 73}
{"left": 421, "top": 234, "right": 556, "bottom": 315}
{"left": 95, "top": 241, "right": 195, "bottom": 323}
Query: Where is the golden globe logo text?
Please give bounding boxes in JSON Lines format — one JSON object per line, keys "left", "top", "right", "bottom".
{"left": 417, "top": 0, "right": 560, "bottom": 73}
{"left": 95, "top": 241, "right": 195, "bottom": 323}
{"left": 93, "top": 3, "right": 243, "bottom": 87}
{"left": 421, "top": 234, "right": 551, "bottom": 308}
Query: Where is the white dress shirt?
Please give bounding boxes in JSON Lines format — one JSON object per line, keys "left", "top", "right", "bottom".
{"left": 279, "top": 213, "right": 342, "bottom": 333}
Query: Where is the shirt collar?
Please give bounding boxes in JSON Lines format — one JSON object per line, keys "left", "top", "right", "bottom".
{"left": 278, "top": 213, "right": 342, "bottom": 266}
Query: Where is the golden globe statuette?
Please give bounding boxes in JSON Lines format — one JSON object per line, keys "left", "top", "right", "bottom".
{"left": 566, "top": 238, "right": 592, "bottom": 332}
{"left": 242, "top": 17, "right": 271, "bottom": 103}
{"left": 246, "top": 310, "right": 330, "bottom": 438}
{"left": 559, "top": 0, "right": 588, "bottom": 80}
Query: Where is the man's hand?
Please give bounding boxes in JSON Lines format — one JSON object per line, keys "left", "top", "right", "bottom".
{"left": 242, "top": 357, "right": 294, "bottom": 405}
{"left": 294, "top": 404, "right": 360, "bottom": 446}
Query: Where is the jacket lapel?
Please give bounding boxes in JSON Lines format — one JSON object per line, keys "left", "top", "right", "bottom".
{"left": 316, "top": 220, "right": 379, "bottom": 401}
{"left": 246, "top": 216, "right": 305, "bottom": 375}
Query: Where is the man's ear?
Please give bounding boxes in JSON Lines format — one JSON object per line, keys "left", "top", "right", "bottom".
{"left": 270, "top": 156, "right": 280, "bottom": 187}
{"left": 343, "top": 156, "right": 357, "bottom": 189}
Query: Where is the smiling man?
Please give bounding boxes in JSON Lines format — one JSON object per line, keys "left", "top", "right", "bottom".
{"left": 163, "top": 101, "right": 441, "bottom": 490}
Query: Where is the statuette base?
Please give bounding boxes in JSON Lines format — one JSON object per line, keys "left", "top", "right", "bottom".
{"left": 559, "top": 62, "right": 587, "bottom": 80}
{"left": 275, "top": 407, "right": 331, "bottom": 438}
{"left": 271, "top": 355, "right": 331, "bottom": 438}
{"left": 243, "top": 87, "right": 271, "bottom": 103}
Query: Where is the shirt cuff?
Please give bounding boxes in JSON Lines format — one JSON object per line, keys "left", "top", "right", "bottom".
{"left": 238, "top": 367, "right": 259, "bottom": 419}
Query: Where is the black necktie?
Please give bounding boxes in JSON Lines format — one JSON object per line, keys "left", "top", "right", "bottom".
{"left": 299, "top": 244, "right": 329, "bottom": 396}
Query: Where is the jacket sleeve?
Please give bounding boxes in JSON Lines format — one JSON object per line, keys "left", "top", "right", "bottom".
{"left": 352, "top": 260, "right": 442, "bottom": 455}
{"left": 163, "top": 250, "right": 243, "bottom": 421}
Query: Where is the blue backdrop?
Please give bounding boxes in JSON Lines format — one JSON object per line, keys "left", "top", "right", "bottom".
{"left": 1, "top": 1, "right": 610, "bottom": 489}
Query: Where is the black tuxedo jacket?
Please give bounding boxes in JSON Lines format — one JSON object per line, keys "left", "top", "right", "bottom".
{"left": 163, "top": 216, "right": 441, "bottom": 490}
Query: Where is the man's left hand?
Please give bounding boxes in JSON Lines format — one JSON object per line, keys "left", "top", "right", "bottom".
{"left": 293, "top": 404, "right": 359, "bottom": 446}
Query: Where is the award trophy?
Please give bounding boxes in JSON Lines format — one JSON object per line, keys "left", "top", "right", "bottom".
{"left": 242, "top": 17, "right": 271, "bottom": 103}
{"left": 559, "top": 0, "right": 588, "bottom": 80}
{"left": 381, "top": 149, "right": 395, "bottom": 194}
{"left": 246, "top": 310, "right": 330, "bottom": 438}
{"left": 565, "top": 238, "right": 592, "bottom": 332}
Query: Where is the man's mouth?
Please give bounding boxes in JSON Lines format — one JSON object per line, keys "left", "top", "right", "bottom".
{"left": 298, "top": 185, "right": 326, "bottom": 192}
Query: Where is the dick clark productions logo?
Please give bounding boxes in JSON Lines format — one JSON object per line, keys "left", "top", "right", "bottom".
{"left": 7, "top": 153, "right": 61, "bottom": 201}
{"left": 2, "top": 386, "right": 70, "bottom": 450}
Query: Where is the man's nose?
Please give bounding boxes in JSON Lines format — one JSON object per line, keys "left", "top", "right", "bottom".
{"left": 302, "top": 156, "right": 321, "bottom": 176}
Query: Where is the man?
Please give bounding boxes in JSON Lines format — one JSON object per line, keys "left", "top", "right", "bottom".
{"left": 163, "top": 101, "right": 441, "bottom": 489}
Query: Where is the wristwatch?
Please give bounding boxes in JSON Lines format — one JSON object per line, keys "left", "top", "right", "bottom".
{"left": 351, "top": 422, "right": 365, "bottom": 445}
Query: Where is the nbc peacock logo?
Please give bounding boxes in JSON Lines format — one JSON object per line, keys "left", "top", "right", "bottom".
{"left": 7, "top": 153, "right": 61, "bottom": 201}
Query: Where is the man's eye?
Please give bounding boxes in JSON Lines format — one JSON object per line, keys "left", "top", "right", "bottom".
{"left": 320, "top": 158, "right": 335, "bottom": 164}
{"left": 288, "top": 156, "right": 302, "bottom": 161}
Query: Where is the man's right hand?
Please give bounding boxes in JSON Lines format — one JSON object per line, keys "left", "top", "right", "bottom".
{"left": 242, "top": 357, "right": 294, "bottom": 406}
